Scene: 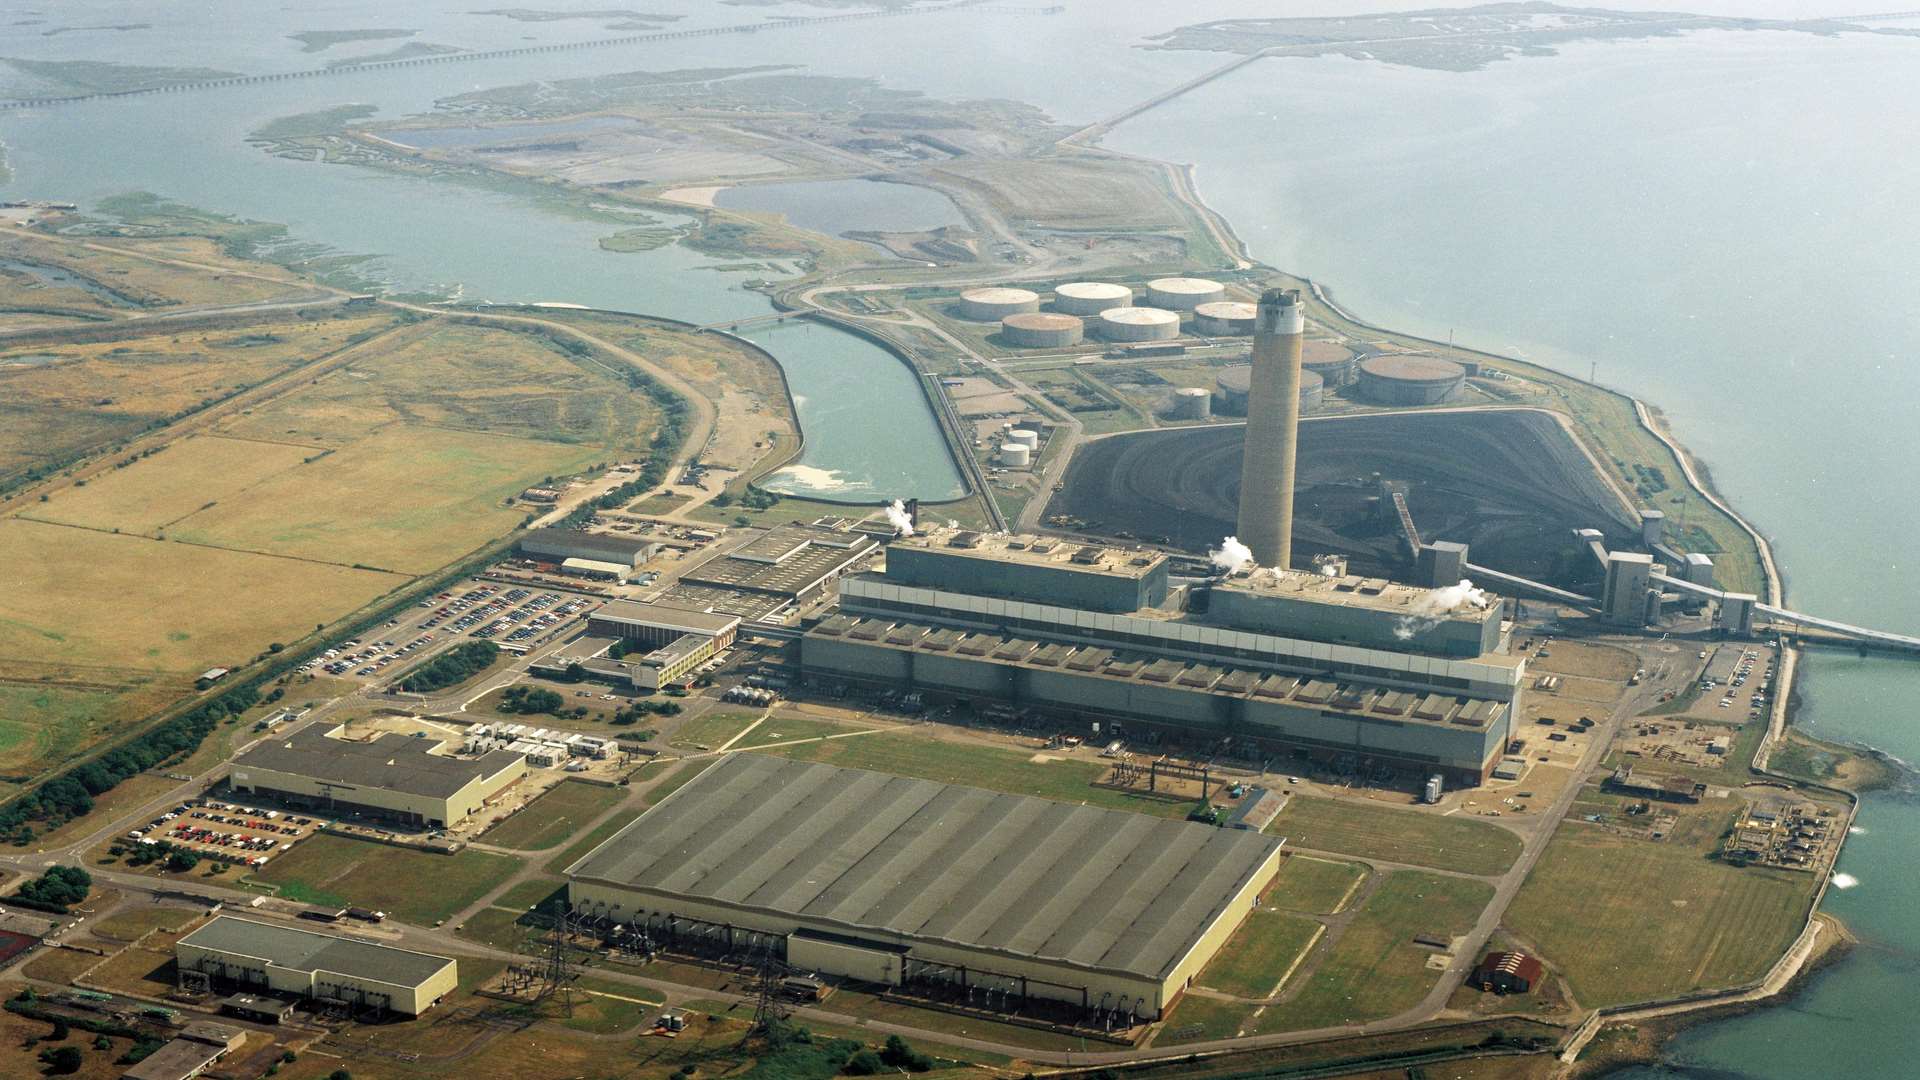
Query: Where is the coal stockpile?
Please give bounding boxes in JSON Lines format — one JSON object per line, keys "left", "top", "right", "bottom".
{"left": 1046, "top": 410, "right": 1636, "bottom": 582}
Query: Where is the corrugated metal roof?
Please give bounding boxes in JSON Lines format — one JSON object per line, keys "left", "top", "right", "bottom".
{"left": 568, "top": 755, "right": 1281, "bottom": 981}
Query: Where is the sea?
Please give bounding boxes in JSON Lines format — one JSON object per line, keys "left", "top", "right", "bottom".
{"left": 3, "top": 2, "right": 1916, "bottom": 1074}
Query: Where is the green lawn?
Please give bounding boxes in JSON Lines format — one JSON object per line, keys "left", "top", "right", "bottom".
{"left": 1197, "top": 910, "right": 1324, "bottom": 997}
{"left": 456, "top": 906, "right": 536, "bottom": 951}
{"left": 545, "top": 809, "right": 642, "bottom": 874}
{"left": 666, "top": 711, "right": 761, "bottom": 750}
{"left": 1266, "top": 856, "right": 1368, "bottom": 915}
{"left": 730, "top": 716, "right": 875, "bottom": 750}
{"left": 751, "top": 732, "right": 1194, "bottom": 819}
{"left": 1270, "top": 796, "right": 1522, "bottom": 877}
{"left": 246, "top": 833, "right": 521, "bottom": 925}
{"left": 1157, "top": 995, "right": 1257, "bottom": 1045}
{"left": 1254, "top": 871, "right": 1494, "bottom": 1033}
{"left": 479, "top": 781, "right": 625, "bottom": 851}
{"left": 1503, "top": 808, "right": 1817, "bottom": 1007}
{"left": 493, "top": 876, "right": 567, "bottom": 913}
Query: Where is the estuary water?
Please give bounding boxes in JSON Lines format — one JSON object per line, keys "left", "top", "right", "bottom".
{"left": 5, "top": 2, "right": 1919, "bottom": 1073}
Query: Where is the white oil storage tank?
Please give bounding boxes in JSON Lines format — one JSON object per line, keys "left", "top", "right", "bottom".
{"left": 1053, "top": 281, "right": 1133, "bottom": 315}
{"left": 1008, "top": 428, "right": 1039, "bottom": 449}
{"left": 1171, "top": 387, "right": 1212, "bottom": 420}
{"left": 1097, "top": 306, "right": 1181, "bottom": 342}
{"left": 1146, "top": 277, "right": 1226, "bottom": 311}
{"left": 959, "top": 287, "right": 1040, "bottom": 321}
{"left": 998, "top": 442, "right": 1032, "bottom": 467}
{"left": 1000, "top": 311, "right": 1083, "bottom": 347}
{"left": 1193, "top": 300, "right": 1257, "bottom": 335}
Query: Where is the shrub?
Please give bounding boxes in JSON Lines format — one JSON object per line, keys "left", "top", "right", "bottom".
{"left": 842, "top": 1050, "right": 884, "bottom": 1076}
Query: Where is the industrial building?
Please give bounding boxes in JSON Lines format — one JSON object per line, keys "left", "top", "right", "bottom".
{"left": 1193, "top": 301, "right": 1257, "bottom": 335}
{"left": 656, "top": 523, "right": 879, "bottom": 621}
{"left": 176, "top": 916, "right": 458, "bottom": 1017}
{"left": 804, "top": 526, "right": 1524, "bottom": 783}
{"left": 565, "top": 754, "right": 1283, "bottom": 1022}
{"left": 1096, "top": 306, "right": 1181, "bottom": 342}
{"left": 539, "top": 600, "right": 742, "bottom": 689}
{"left": 1237, "top": 289, "right": 1307, "bottom": 570}
{"left": 517, "top": 528, "right": 658, "bottom": 570}
{"left": 1052, "top": 281, "right": 1132, "bottom": 315}
{"left": 1145, "top": 277, "right": 1226, "bottom": 311}
{"left": 1472, "top": 951, "right": 1544, "bottom": 994}
{"left": 121, "top": 1021, "right": 245, "bottom": 1080}
{"left": 1356, "top": 354, "right": 1466, "bottom": 405}
{"left": 1001, "top": 312, "right": 1083, "bottom": 347}
{"left": 959, "top": 287, "right": 1040, "bottom": 321}
{"left": 230, "top": 725, "right": 526, "bottom": 828}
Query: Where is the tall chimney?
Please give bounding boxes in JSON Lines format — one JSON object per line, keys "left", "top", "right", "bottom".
{"left": 1236, "top": 288, "right": 1304, "bottom": 569}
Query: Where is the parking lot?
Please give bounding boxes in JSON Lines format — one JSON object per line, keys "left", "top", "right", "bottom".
{"left": 296, "top": 580, "right": 599, "bottom": 685}
{"left": 127, "top": 798, "right": 320, "bottom": 869}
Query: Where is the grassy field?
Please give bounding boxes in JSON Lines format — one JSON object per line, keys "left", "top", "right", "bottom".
{"left": 0, "top": 679, "right": 182, "bottom": 784}
{"left": 246, "top": 833, "right": 521, "bottom": 926}
{"left": 163, "top": 426, "right": 598, "bottom": 573}
{"left": 0, "top": 519, "right": 402, "bottom": 673}
{"left": 1269, "top": 796, "right": 1522, "bottom": 877}
{"left": 666, "top": 710, "right": 761, "bottom": 750}
{"left": 1502, "top": 807, "right": 1817, "bottom": 1007}
{"left": 1254, "top": 871, "right": 1494, "bottom": 1032}
{"left": 0, "top": 228, "right": 313, "bottom": 318}
{"left": 0, "top": 311, "right": 399, "bottom": 484}
{"left": 1197, "top": 910, "right": 1324, "bottom": 997}
{"left": 35, "top": 434, "right": 318, "bottom": 534}
{"left": 730, "top": 715, "right": 876, "bottom": 750}
{"left": 1157, "top": 995, "right": 1259, "bottom": 1045}
{"left": 456, "top": 905, "right": 537, "bottom": 951}
{"left": 545, "top": 809, "right": 643, "bottom": 875}
{"left": 753, "top": 732, "right": 1200, "bottom": 819}
{"left": 1266, "top": 855, "right": 1368, "bottom": 915}
{"left": 494, "top": 876, "right": 567, "bottom": 912}
{"left": 480, "top": 780, "right": 625, "bottom": 851}
{"left": 92, "top": 905, "right": 201, "bottom": 940}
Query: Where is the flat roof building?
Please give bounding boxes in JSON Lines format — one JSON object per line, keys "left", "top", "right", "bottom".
{"left": 566, "top": 754, "right": 1282, "bottom": 1021}
{"left": 883, "top": 529, "right": 1169, "bottom": 613}
{"left": 518, "top": 527, "right": 658, "bottom": 569}
{"left": 120, "top": 1022, "right": 246, "bottom": 1080}
{"left": 1208, "top": 569, "right": 1502, "bottom": 658}
{"left": 230, "top": 724, "right": 525, "bottom": 829}
{"left": 176, "top": 916, "right": 458, "bottom": 1016}
{"left": 659, "top": 524, "right": 877, "bottom": 621}
{"left": 564, "top": 600, "right": 742, "bottom": 689}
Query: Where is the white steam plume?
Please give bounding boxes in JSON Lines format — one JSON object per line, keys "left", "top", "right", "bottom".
{"left": 1393, "top": 579, "right": 1492, "bottom": 640}
{"left": 1318, "top": 563, "right": 1339, "bottom": 577}
{"left": 883, "top": 499, "right": 914, "bottom": 537}
{"left": 1211, "top": 536, "right": 1254, "bottom": 575}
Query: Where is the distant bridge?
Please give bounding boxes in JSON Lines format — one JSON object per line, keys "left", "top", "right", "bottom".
{"left": 0, "top": 0, "right": 1004, "bottom": 111}
{"left": 696, "top": 310, "right": 812, "bottom": 333}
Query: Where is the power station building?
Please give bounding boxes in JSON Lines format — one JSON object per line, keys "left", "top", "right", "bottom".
{"left": 517, "top": 528, "right": 657, "bottom": 570}
{"left": 565, "top": 753, "right": 1283, "bottom": 1022}
{"left": 176, "top": 916, "right": 458, "bottom": 1017}
{"left": 801, "top": 527, "right": 1524, "bottom": 784}
{"left": 230, "top": 725, "right": 526, "bottom": 828}
{"left": 536, "top": 601, "right": 743, "bottom": 689}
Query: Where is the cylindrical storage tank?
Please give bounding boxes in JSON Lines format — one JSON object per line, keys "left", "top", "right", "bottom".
{"left": 1096, "top": 306, "right": 1181, "bottom": 342}
{"left": 1303, "top": 340, "right": 1358, "bottom": 386}
{"left": 1000, "top": 311, "right": 1083, "bottom": 347}
{"left": 1357, "top": 354, "right": 1466, "bottom": 405}
{"left": 1053, "top": 281, "right": 1132, "bottom": 315}
{"left": 1146, "top": 277, "right": 1226, "bottom": 311}
{"left": 1192, "top": 301, "right": 1257, "bottom": 336}
{"left": 1298, "top": 367, "right": 1325, "bottom": 411}
{"left": 1171, "top": 386, "right": 1212, "bottom": 420}
{"left": 1008, "top": 428, "right": 1039, "bottom": 449}
{"left": 1217, "top": 364, "right": 1321, "bottom": 414}
{"left": 997, "top": 442, "right": 1031, "bottom": 467}
{"left": 958, "top": 287, "right": 1040, "bottom": 321}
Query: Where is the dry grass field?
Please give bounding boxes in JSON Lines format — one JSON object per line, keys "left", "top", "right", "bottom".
{"left": 934, "top": 157, "right": 1186, "bottom": 230}
{"left": 34, "top": 434, "right": 318, "bottom": 534}
{"left": 0, "top": 519, "right": 403, "bottom": 673}
{"left": 0, "top": 229, "right": 313, "bottom": 321}
{"left": 0, "top": 312, "right": 399, "bottom": 483}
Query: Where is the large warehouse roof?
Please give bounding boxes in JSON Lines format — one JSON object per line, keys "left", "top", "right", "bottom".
{"left": 180, "top": 916, "right": 454, "bottom": 988}
{"left": 518, "top": 527, "right": 656, "bottom": 563}
{"left": 233, "top": 726, "right": 521, "bottom": 798}
{"left": 567, "top": 755, "right": 1282, "bottom": 981}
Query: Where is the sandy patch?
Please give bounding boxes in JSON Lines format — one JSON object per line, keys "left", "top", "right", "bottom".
{"left": 660, "top": 185, "right": 727, "bottom": 208}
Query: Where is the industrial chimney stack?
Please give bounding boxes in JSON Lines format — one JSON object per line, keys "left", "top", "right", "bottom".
{"left": 1236, "top": 288, "right": 1304, "bottom": 569}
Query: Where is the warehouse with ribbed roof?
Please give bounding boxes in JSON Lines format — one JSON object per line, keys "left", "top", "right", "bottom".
{"left": 566, "top": 753, "right": 1283, "bottom": 1021}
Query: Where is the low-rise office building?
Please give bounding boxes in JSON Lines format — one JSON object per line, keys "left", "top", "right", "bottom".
{"left": 120, "top": 1021, "right": 246, "bottom": 1080}
{"left": 230, "top": 724, "right": 525, "bottom": 828}
{"left": 176, "top": 916, "right": 458, "bottom": 1016}
{"left": 566, "top": 754, "right": 1283, "bottom": 1023}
